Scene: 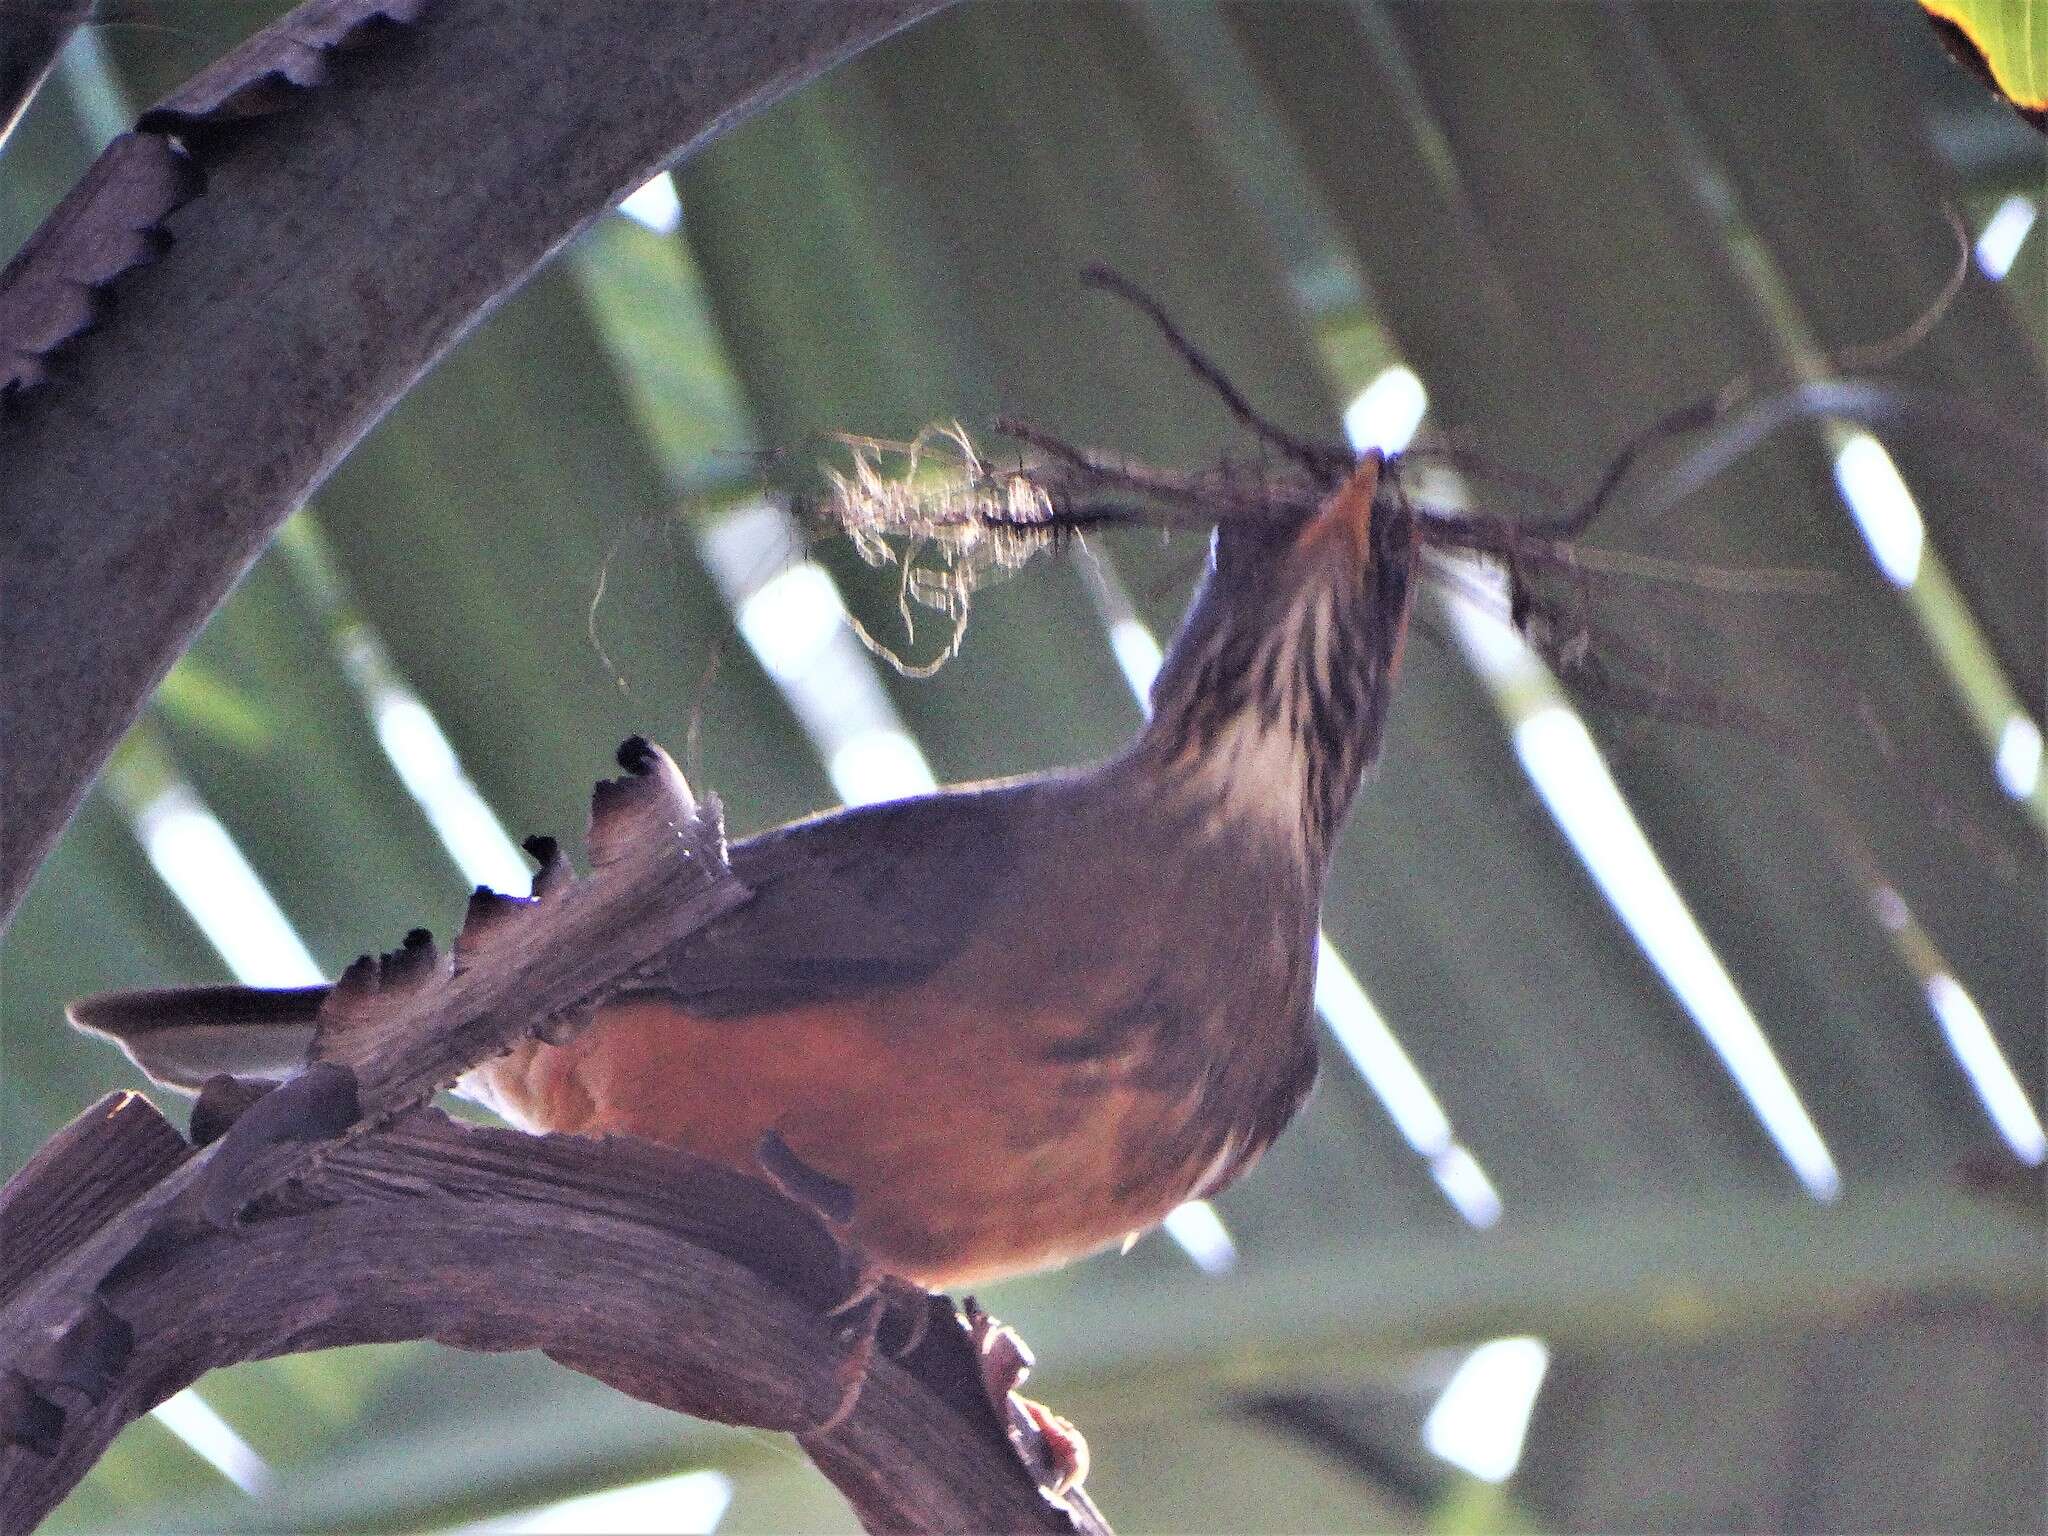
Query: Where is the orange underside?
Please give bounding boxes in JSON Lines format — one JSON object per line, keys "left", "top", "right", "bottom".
{"left": 469, "top": 994, "right": 1203, "bottom": 1289}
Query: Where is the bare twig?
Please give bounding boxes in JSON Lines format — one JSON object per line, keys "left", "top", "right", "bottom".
{"left": 1521, "top": 206, "right": 1974, "bottom": 541}
{"left": 805, "top": 246, "right": 2034, "bottom": 896}
{"left": 1080, "top": 264, "right": 1351, "bottom": 480}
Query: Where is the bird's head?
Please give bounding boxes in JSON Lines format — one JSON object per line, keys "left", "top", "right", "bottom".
{"left": 1135, "top": 452, "right": 1417, "bottom": 858}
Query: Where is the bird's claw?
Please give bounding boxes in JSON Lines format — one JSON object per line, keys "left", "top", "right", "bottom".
{"left": 964, "top": 1298, "right": 1090, "bottom": 1497}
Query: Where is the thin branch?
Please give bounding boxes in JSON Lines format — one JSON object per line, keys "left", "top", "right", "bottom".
{"left": 1079, "top": 264, "right": 1352, "bottom": 481}
{"left": 1522, "top": 208, "right": 1974, "bottom": 541}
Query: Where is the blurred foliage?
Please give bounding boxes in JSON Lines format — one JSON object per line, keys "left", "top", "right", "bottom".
{"left": 1919, "top": 0, "right": 2048, "bottom": 123}
{"left": 4, "top": 3, "right": 2043, "bottom": 1532}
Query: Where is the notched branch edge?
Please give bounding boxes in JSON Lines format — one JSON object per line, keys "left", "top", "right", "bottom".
{"left": 0, "top": 0, "right": 429, "bottom": 396}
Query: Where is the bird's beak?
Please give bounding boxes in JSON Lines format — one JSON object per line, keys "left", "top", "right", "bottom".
{"left": 1297, "top": 451, "right": 1383, "bottom": 566}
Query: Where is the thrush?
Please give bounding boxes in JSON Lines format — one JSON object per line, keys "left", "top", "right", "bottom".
{"left": 74, "top": 455, "right": 1417, "bottom": 1288}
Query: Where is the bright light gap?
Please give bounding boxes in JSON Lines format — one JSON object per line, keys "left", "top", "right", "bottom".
{"left": 272, "top": 512, "right": 531, "bottom": 896}
{"left": 464, "top": 1469, "right": 733, "bottom": 1535}
{"left": 1313, "top": 941, "right": 1453, "bottom": 1155}
{"left": 1831, "top": 432, "right": 1923, "bottom": 589}
{"left": 1925, "top": 974, "right": 2048, "bottom": 1165}
{"left": 1633, "top": 136, "right": 2045, "bottom": 837}
{"left": 135, "top": 785, "right": 324, "bottom": 990}
{"left": 700, "top": 504, "right": 938, "bottom": 808}
{"left": 1450, "top": 518, "right": 2039, "bottom": 1180}
{"left": 1419, "top": 385, "right": 1841, "bottom": 1205}
{"left": 371, "top": 690, "right": 531, "bottom": 894}
{"left": 1422, "top": 1336, "right": 1550, "bottom": 1483}
{"left": 1974, "top": 193, "right": 2037, "bottom": 281}
{"left": 1427, "top": 1144, "right": 1504, "bottom": 1231}
{"left": 1343, "top": 365, "right": 1427, "bottom": 457}
{"left": 1391, "top": 359, "right": 2026, "bottom": 1203}
{"left": 1994, "top": 715, "right": 2043, "bottom": 801}
{"left": 616, "top": 171, "right": 682, "bottom": 235}
{"left": 736, "top": 562, "right": 846, "bottom": 683}
{"left": 1512, "top": 706, "right": 1841, "bottom": 1200}
{"left": 1161, "top": 1200, "right": 1239, "bottom": 1275}
{"left": 1108, "top": 619, "right": 1166, "bottom": 707}
{"left": 150, "top": 1389, "right": 273, "bottom": 1497}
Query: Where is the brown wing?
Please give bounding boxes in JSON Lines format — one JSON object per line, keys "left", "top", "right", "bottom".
{"left": 73, "top": 779, "right": 1033, "bottom": 1088}
{"left": 641, "top": 778, "right": 1033, "bottom": 1016}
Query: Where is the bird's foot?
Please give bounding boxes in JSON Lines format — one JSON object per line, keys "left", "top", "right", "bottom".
{"left": 965, "top": 1298, "right": 1090, "bottom": 1497}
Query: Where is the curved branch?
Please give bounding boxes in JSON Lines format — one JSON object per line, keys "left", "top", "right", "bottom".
{"left": 0, "top": 0, "right": 952, "bottom": 929}
{"left": 0, "top": 1100, "right": 1108, "bottom": 1534}
{"left": 5, "top": 737, "right": 1107, "bottom": 1532}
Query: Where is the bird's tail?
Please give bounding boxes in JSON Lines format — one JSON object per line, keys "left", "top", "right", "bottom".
{"left": 68, "top": 984, "right": 329, "bottom": 1093}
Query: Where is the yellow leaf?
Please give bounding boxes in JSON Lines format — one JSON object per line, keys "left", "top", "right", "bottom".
{"left": 1921, "top": 0, "right": 2048, "bottom": 126}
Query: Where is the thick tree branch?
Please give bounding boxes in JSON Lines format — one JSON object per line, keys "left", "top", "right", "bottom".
{"left": 0, "top": 1101, "right": 1109, "bottom": 1534}
{"left": 2, "top": 740, "right": 1108, "bottom": 1533}
{"left": 0, "top": 0, "right": 952, "bottom": 929}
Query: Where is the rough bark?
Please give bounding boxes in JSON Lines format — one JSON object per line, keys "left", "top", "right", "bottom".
{"left": 0, "top": 0, "right": 952, "bottom": 929}
{"left": 0, "top": 1100, "right": 1109, "bottom": 1535}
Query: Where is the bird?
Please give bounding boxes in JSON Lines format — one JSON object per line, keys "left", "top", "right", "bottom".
{"left": 73, "top": 453, "right": 1417, "bottom": 1290}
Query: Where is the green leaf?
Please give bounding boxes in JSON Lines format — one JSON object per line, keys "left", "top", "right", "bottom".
{"left": 1921, "top": 0, "right": 2048, "bottom": 126}
{"left": 152, "top": 657, "right": 274, "bottom": 751}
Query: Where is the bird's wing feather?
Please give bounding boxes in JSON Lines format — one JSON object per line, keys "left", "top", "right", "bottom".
{"left": 69, "top": 781, "right": 1037, "bottom": 1089}
{"left": 654, "top": 781, "right": 1031, "bottom": 1014}
{"left": 69, "top": 984, "right": 328, "bottom": 1092}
